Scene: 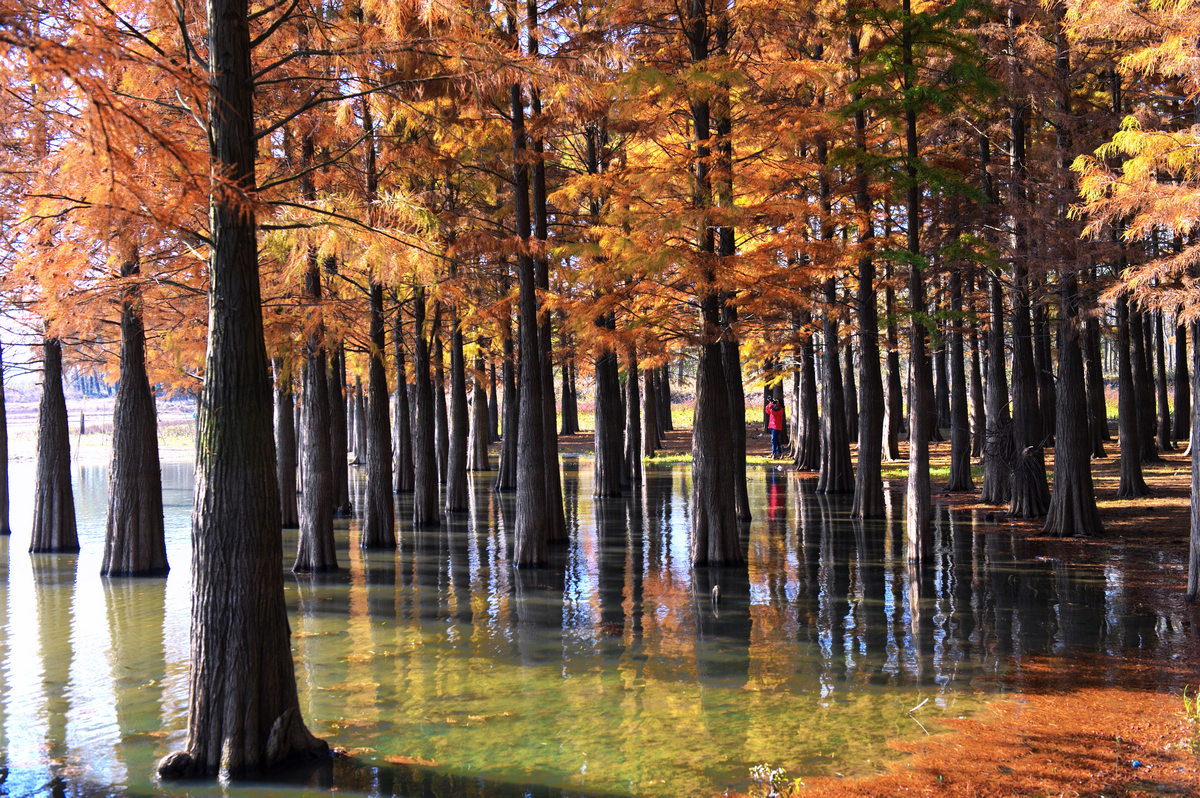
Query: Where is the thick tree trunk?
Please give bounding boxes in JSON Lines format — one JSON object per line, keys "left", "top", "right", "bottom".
{"left": 625, "top": 349, "right": 642, "bottom": 484}
{"left": 1084, "top": 316, "right": 1109, "bottom": 455}
{"left": 1131, "top": 306, "right": 1159, "bottom": 462}
{"left": 1044, "top": 274, "right": 1102, "bottom": 536}
{"left": 1176, "top": 318, "right": 1191, "bottom": 442}
{"left": 981, "top": 269, "right": 1014, "bottom": 507}
{"left": 843, "top": 341, "right": 859, "bottom": 445}
{"left": 658, "top": 365, "right": 673, "bottom": 431}
{"left": 643, "top": 367, "right": 660, "bottom": 456}
{"left": 393, "top": 309, "right": 414, "bottom": 493}
{"left": 433, "top": 328, "right": 450, "bottom": 482}
{"left": 722, "top": 310, "right": 751, "bottom": 521}
{"left": 29, "top": 338, "right": 78, "bottom": 554}
{"left": 1033, "top": 301, "right": 1056, "bottom": 441}
{"left": 444, "top": 303, "right": 469, "bottom": 512}
{"left": 355, "top": 379, "right": 367, "bottom": 466}
{"left": 818, "top": 281, "right": 853, "bottom": 494}
{"left": 328, "top": 345, "right": 351, "bottom": 516}
{"left": 795, "top": 316, "right": 821, "bottom": 471}
{"left": 362, "top": 281, "right": 395, "bottom": 547}
{"left": 947, "top": 271, "right": 974, "bottom": 492}
{"left": 103, "top": 255, "right": 167, "bottom": 575}
{"left": 1155, "top": 311, "right": 1174, "bottom": 450}
{"left": 1116, "top": 295, "right": 1151, "bottom": 497}
{"left": 883, "top": 265, "right": 904, "bottom": 461}
{"left": 274, "top": 364, "right": 298, "bottom": 529}
{"left": 593, "top": 320, "right": 625, "bottom": 497}
{"left": 934, "top": 335, "right": 950, "bottom": 433}
{"left": 510, "top": 82, "right": 549, "bottom": 565}
{"left": 412, "top": 286, "right": 440, "bottom": 527}
{"left": 496, "top": 325, "right": 519, "bottom": 492}
{"left": 156, "top": 3, "right": 325, "bottom": 773}
{"left": 468, "top": 354, "right": 491, "bottom": 472}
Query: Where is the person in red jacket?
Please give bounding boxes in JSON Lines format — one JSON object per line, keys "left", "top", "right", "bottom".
{"left": 765, "top": 398, "right": 785, "bottom": 459}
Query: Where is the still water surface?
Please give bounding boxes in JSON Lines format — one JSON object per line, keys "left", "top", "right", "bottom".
{"left": 0, "top": 457, "right": 1187, "bottom": 796}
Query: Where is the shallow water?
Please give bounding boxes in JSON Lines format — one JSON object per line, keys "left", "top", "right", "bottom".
{"left": 0, "top": 456, "right": 1189, "bottom": 797}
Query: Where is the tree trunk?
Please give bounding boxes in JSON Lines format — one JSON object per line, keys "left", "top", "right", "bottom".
{"left": 643, "top": 366, "right": 659, "bottom": 457}
{"left": 496, "top": 322, "right": 519, "bottom": 492}
{"left": 934, "top": 333, "right": 950, "bottom": 433}
{"left": 978, "top": 134, "right": 1011, "bottom": 505}
{"left": 444, "top": 302, "right": 469, "bottom": 512}
{"left": 156, "top": 2, "right": 325, "bottom": 773}
{"left": 883, "top": 264, "right": 904, "bottom": 461}
{"left": 273, "top": 362, "right": 298, "bottom": 529}
{"left": 722, "top": 310, "right": 751, "bottom": 521}
{"left": 103, "top": 254, "right": 167, "bottom": 575}
{"left": 1044, "top": 274, "right": 1102, "bottom": 536}
{"left": 1176, "top": 317, "right": 1191, "bottom": 442}
{"left": 362, "top": 280, "right": 395, "bottom": 547}
{"left": 968, "top": 285, "right": 986, "bottom": 459}
{"left": 488, "top": 360, "right": 500, "bottom": 444}
{"left": 0, "top": 341, "right": 9, "bottom": 536}
{"left": 433, "top": 327, "right": 450, "bottom": 482}
{"left": 659, "top": 365, "right": 673, "bottom": 431}
{"left": 1033, "top": 301, "right": 1056, "bottom": 441}
{"left": 818, "top": 281, "right": 853, "bottom": 494}
{"left": 355, "top": 379, "right": 367, "bottom": 466}
{"left": 29, "top": 338, "right": 78, "bottom": 554}
{"left": 795, "top": 315, "right": 821, "bottom": 471}
{"left": 1155, "top": 310, "right": 1174, "bottom": 450}
{"left": 1084, "top": 315, "right": 1108, "bottom": 455}
{"left": 328, "top": 345, "right": 351, "bottom": 515}
{"left": 393, "top": 307, "right": 414, "bottom": 493}
{"left": 593, "top": 318, "right": 625, "bottom": 497}
{"left": 1186, "top": 321, "right": 1200, "bottom": 600}
{"left": 468, "top": 354, "right": 491, "bottom": 472}
{"left": 509, "top": 82, "right": 549, "bottom": 565}
{"left": 625, "top": 348, "right": 642, "bottom": 484}
{"left": 1130, "top": 306, "right": 1159, "bottom": 462}
{"left": 412, "top": 286, "right": 440, "bottom": 527}
{"left": 1116, "top": 295, "right": 1150, "bottom": 497}
{"left": 843, "top": 339, "right": 859, "bottom": 445}
{"left": 946, "top": 270, "right": 973, "bottom": 492}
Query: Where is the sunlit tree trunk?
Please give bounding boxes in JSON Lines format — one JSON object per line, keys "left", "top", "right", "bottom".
{"left": 29, "top": 337, "right": 77, "bottom": 554}
{"left": 468, "top": 354, "right": 491, "bottom": 472}
{"left": 362, "top": 280, "right": 395, "bottom": 546}
{"left": 1155, "top": 310, "right": 1174, "bottom": 450}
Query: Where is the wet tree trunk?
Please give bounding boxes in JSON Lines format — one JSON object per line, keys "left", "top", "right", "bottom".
{"left": 445, "top": 302, "right": 469, "bottom": 512}
{"left": 947, "top": 271, "right": 973, "bottom": 492}
{"left": 0, "top": 341, "right": 8, "bottom": 535}
{"left": 642, "top": 366, "right": 659, "bottom": 458}
{"left": 509, "top": 81, "right": 549, "bottom": 565}
{"left": 328, "top": 345, "right": 351, "bottom": 516}
{"left": 1033, "top": 302, "right": 1056, "bottom": 441}
{"left": 722, "top": 308, "right": 751, "bottom": 520}
{"left": 103, "top": 255, "right": 167, "bottom": 575}
{"left": 1084, "top": 316, "right": 1109, "bottom": 455}
{"left": 362, "top": 281, "right": 395, "bottom": 547}
{"left": 273, "top": 362, "right": 298, "bottom": 529}
{"left": 496, "top": 324, "right": 519, "bottom": 492}
{"left": 883, "top": 264, "right": 904, "bottom": 461}
{"left": 795, "top": 315, "right": 821, "bottom": 471}
{"left": 29, "top": 338, "right": 78, "bottom": 554}
{"left": 1116, "top": 295, "right": 1150, "bottom": 497}
{"left": 412, "top": 286, "right": 440, "bottom": 527}
{"left": 355, "top": 380, "right": 368, "bottom": 466}
{"left": 1155, "top": 310, "right": 1173, "bottom": 450}
{"left": 346, "top": 390, "right": 356, "bottom": 463}
{"left": 468, "top": 354, "right": 491, "bottom": 472}
{"left": 155, "top": 2, "right": 325, "bottom": 773}
{"left": 393, "top": 308, "right": 414, "bottom": 493}
{"left": 1176, "top": 317, "right": 1191, "bottom": 443}
{"left": 594, "top": 314, "right": 625, "bottom": 498}
{"left": 1044, "top": 273, "right": 1102, "bottom": 536}
{"left": 433, "top": 327, "right": 450, "bottom": 482}
{"left": 1131, "top": 306, "right": 1160, "bottom": 462}
{"left": 625, "top": 348, "right": 642, "bottom": 485}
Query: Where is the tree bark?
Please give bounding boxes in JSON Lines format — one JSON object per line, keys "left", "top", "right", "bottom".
{"left": 795, "top": 314, "right": 821, "bottom": 471}
{"left": 488, "top": 360, "right": 500, "bottom": 444}
{"left": 625, "top": 348, "right": 642, "bottom": 485}
{"left": 412, "top": 286, "right": 440, "bottom": 527}
{"left": 362, "top": 280, "right": 395, "bottom": 547}
{"left": 327, "top": 344, "right": 351, "bottom": 515}
{"left": 1176, "top": 317, "right": 1191, "bottom": 442}
{"left": 968, "top": 281, "right": 987, "bottom": 459}
{"left": 1033, "top": 300, "right": 1056, "bottom": 441}
{"left": 593, "top": 315, "right": 625, "bottom": 497}
{"left": 468, "top": 354, "right": 491, "bottom": 472}
{"left": 1155, "top": 310, "right": 1174, "bottom": 450}
{"left": 843, "top": 339, "right": 859, "bottom": 445}
{"left": 1116, "top": 295, "right": 1150, "bottom": 497}
{"left": 0, "top": 341, "right": 9, "bottom": 536}
{"left": 274, "top": 362, "right": 298, "bottom": 529}
{"left": 883, "top": 263, "right": 904, "bottom": 460}
{"left": 818, "top": 281, "right": 853, "bottom": 494}
{"left": 103, "top": 254, "right": 167, "bottom": 575}
{"left": 1187, "top": 321, "right": 1200, "bottom": 600}
{"left": 1084, "top": 315, "right": 1109, "bottom": 455}
{"left": 156, "top": 1, "right": 325, "bottom": 773}
{"left": 444, "top": 301, "right": 469, "bottom": 512}
{"left": 496, "top": 321, "right": 519, "bottom": 492}
{"left": 934, "top": 332, "right": 950, "bottom": 433}
{"left": 393, "top": 307, "right": 414, "bottom": 493}
{"left": 29, "top": 338, "right": 78, "bottom": 554}
{"left": 433, "top": 326, "right": 449, "bottom": 482}
{"left": 1131, "top": 306, "right": 1160, "bottom": 462}
{"left": 722, "top": 308, "right": 751, "bottom": 520}
{"left": 658, "top": 365, "right": 673, "bottom": 431}
{"left": 642, "top": 366, "right": 659, "bottom": 457}
{"left": 946, "top": 270, "right": 973, "bottom": 492}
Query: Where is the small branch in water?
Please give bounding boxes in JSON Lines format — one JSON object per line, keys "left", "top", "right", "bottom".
{"left": 908, "top": 697, "right": 929, "bottom": 714}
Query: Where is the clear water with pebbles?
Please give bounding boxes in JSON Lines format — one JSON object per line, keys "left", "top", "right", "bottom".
{"left": 0, "top": 456, "right": 1185, "bottom": 797}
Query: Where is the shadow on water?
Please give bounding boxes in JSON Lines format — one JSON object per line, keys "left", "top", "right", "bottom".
{"left": 0, "top": 458, "right": 1197, "bottom": 797}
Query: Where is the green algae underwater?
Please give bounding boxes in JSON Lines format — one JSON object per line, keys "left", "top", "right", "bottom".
{"left": 0, "top": 456, "right": 1189, "bottom": 797}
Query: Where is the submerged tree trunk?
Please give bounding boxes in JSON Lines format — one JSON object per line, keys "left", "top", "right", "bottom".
{"left": 393, "top": 307, "right": 414, "bottom": 493}
{"left": 444, "top": 302, "right": 470, "bottom": 512}
{"left": 103, "top": 254, "right": 167, "bottom": 575}
{"left": 1044, "top": 274, "right": 1102, "bottom": 537}
{"left": 29, "top": 338, "right": 78, "bottom": 554}
{"left": 593, "top": 317, "right": 625, "bottom": 498}
{"left": 328, "top": 344, "right": 351, "bottom": 516}
{"left": 468, "top": 354, "right": 491, "bottom": 472}
{"left": 156, "top": 2, "right": 326, "bottom": 773}
{"left": 1116, "top": 295, "right": 1150, "bottom": 497}
{"left": 274, "top": 363, "right": 298, "bottom": 529}
{"left": 362, "top": 280, "right": 395, "bottom": 547}
{"left": 795, "top": 315, "right": 821, "bottom": 471}
{"left": 643, "top": 366, "right": 660, "bottom": 457}
{"left": 946, "top": 271, "right": 973, "bottom": 492}
{"left": 412, "top": 286, "right": 440, "bottom": 527}
{"left": 295, "top": 356, "right": 336, "bottom": 571}
{"left": 496, "top": 324, "right": 519, "bottom": 492}
{"left": 723, "top": 308, "right": 751, "bottom": 521}
{"left": 818, "top": 279, "right": 853, "bottom": 494}
{"left": 433, "top": 327, "right": 450, "bottom": 482}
